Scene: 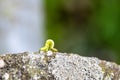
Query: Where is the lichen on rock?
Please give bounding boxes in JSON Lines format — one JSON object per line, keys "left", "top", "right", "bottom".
{"left": 0, "top": 51, "right": 120, "bottom": 80}
{"left": 0, "top": 52, "right": 51, "bottom": 80}
{"left": 48, "top": 53, "right": 103, "bottom": 80}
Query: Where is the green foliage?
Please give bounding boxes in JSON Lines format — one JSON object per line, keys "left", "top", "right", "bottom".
{"left": 45, "top": 0, "right": 120, "bottom": 63}
{"left": 92, "top": 0, "right": 120, "bottom": 63}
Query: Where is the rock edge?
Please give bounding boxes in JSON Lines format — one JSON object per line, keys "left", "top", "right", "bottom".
{"left": 0, "top": 51, "right": 120, "bottom": 80}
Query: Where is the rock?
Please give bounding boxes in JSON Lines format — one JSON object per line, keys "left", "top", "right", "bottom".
{"left": 0, "top": 51, "right": 120, "bottom": 80}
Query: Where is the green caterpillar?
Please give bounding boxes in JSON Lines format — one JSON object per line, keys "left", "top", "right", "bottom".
{"left": 40, "top": 39, "right": 58, "bottom": 52}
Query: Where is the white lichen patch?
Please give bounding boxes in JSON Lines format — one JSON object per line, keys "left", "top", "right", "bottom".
{"left": 48, "top": 53, "right": 104, "bottom": 80}
{"left": 40, "top": 51, "right": 44, "bottom": 54}
{"left": 46, "top": 51, "right": 53, "bottom": 56}
{"left": 2, "top": 73, "right": 9, "bottom": 80}
{"left": 33, "top": 74, "right": 40, "bottom": 80}
{"left": 0, "top": 59, "right": 5, "bottom": 68}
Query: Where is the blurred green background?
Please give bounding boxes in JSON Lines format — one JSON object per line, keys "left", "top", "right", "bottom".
{"left": 45, "top": 0, "right": 120, "bottom": 63}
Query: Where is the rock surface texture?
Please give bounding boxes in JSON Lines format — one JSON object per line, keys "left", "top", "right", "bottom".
{"left": 0, "top": 51, "right": 120, "bottom": 80}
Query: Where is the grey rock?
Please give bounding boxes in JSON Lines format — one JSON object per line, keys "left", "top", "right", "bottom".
{"left": 0, "top": 51, "right": 120, "bottom": 80}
